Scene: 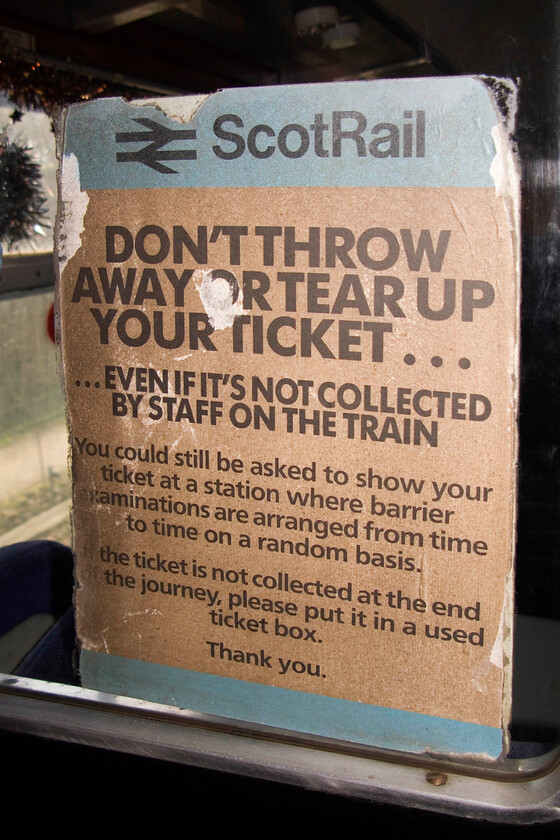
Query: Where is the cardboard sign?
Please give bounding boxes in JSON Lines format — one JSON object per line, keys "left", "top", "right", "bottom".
{"left": 57, "top": 77, "right": 519, "bottom": 758}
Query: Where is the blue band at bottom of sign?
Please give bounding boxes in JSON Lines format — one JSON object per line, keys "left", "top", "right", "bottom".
{"left": 80, "top": 650, "right": 503, "bottom": 757}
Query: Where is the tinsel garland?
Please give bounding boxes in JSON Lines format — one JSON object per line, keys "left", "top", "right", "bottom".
{"left": 0, "top": 135, "right": 48, "bottom": 247}
{"left": 0, "top": 42, "right": 134, "bottom": 117}
{"left": 0, "top": 40, "right": 135, "bottom": 247}
{"left": 0, "top": 39, "right": 146, "bottom": 247}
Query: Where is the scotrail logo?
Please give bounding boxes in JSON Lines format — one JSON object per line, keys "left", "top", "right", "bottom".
{"left": 115, "top": 109, "right": 427, "bottom": 173}
{"left": 115, "top": 118, "right": 197, "bottom": 174}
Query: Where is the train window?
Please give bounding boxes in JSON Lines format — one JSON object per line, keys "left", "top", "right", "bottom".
{"left": 0, "top": 96, "right": 70, "bottom": 552}
{"left": 0, "top": 2, "right": 560, "bottom": 825}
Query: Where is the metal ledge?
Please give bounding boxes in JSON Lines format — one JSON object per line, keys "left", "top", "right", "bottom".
{"left": 1, "top": 675, "right": 559, "bottom": 824}
{"left": 0, "top": 253, "right": 56, "bottom": 294}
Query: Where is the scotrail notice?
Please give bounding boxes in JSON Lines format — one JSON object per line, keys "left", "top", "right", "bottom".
{"left": 57, "top": 77, "right": 519, "bottom": 758}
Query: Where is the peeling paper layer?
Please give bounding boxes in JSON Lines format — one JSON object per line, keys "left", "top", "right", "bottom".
{"left": 490, "top": 82, "right": 520, "bottom": 235}
{"left": 486, "top": 78, "right": 520, "bottom": 753}
{"left": 58, "top": 153, "right": 89, "bottom": 273}
{"left": 195, "top": 269, "right": 246, "bottom": 330}
{"left": 136, "top": 94, "right": 209, "bottom": 124}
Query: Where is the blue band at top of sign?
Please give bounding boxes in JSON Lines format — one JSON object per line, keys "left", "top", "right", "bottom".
{"left": 64, "top": 77, "right": 501, "bottom": 191}
{"left": 80, "top": 650, "right": 503, "bottom": 758}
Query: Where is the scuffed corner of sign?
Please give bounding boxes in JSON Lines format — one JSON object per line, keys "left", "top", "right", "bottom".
{"left": 194, "top": 268, "right": 246, "bottom": 330}
{"left": 133, "top": 93, "right": 210, "bottom": 124}
{"left": 483, "top": 77, "right": 521, "bottom": 243}
{"left": 57, "top": 151, "right": 89, "bottom": 274}
{"left": 497, "top": 564, "right": 515, "bottom": 756}
{"left": 490, "top": 604, "right": 506, "bottom": 671}
{"left": 482, "top": 76, "right": 518, "bottom": 137}
{"left": 482, "top": 75, "right": 519, "bottom": 758}
{"left": 483, "top": 562, "right": 514, "bottom": 758}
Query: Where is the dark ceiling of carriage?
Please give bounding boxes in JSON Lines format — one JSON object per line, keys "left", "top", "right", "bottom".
{"left": 0, "top": 0, "right": 460, "bottom": 97}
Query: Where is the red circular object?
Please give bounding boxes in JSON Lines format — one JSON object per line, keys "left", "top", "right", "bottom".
{"left": 47, "top": 302, "right": 56, "bottom": 343}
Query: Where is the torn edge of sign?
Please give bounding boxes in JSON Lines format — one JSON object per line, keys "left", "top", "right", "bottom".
{"left": 499, "top": 564, "right": 516, "bottom": 757}
{"left": 485, "top": 76, "right": 520, "bottom": 241}
{"left": 132, "top": 93, "right": 209, "bottom": 125}
{"left": 56, "top": 150, "right": 89, "bottom": 276}
{"left": 52, "top": 107, "right": 83, "bottom": 448}
{"left": 52, "top": 107, "right": 81, "bottom": 663}
{"left": 481, "top": 76, "right": 521, "bottom": 758}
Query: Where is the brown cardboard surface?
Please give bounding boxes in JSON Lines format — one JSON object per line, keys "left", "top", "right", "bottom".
{"left": 57, "top": 80, "right": 519, "bottom": 751}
